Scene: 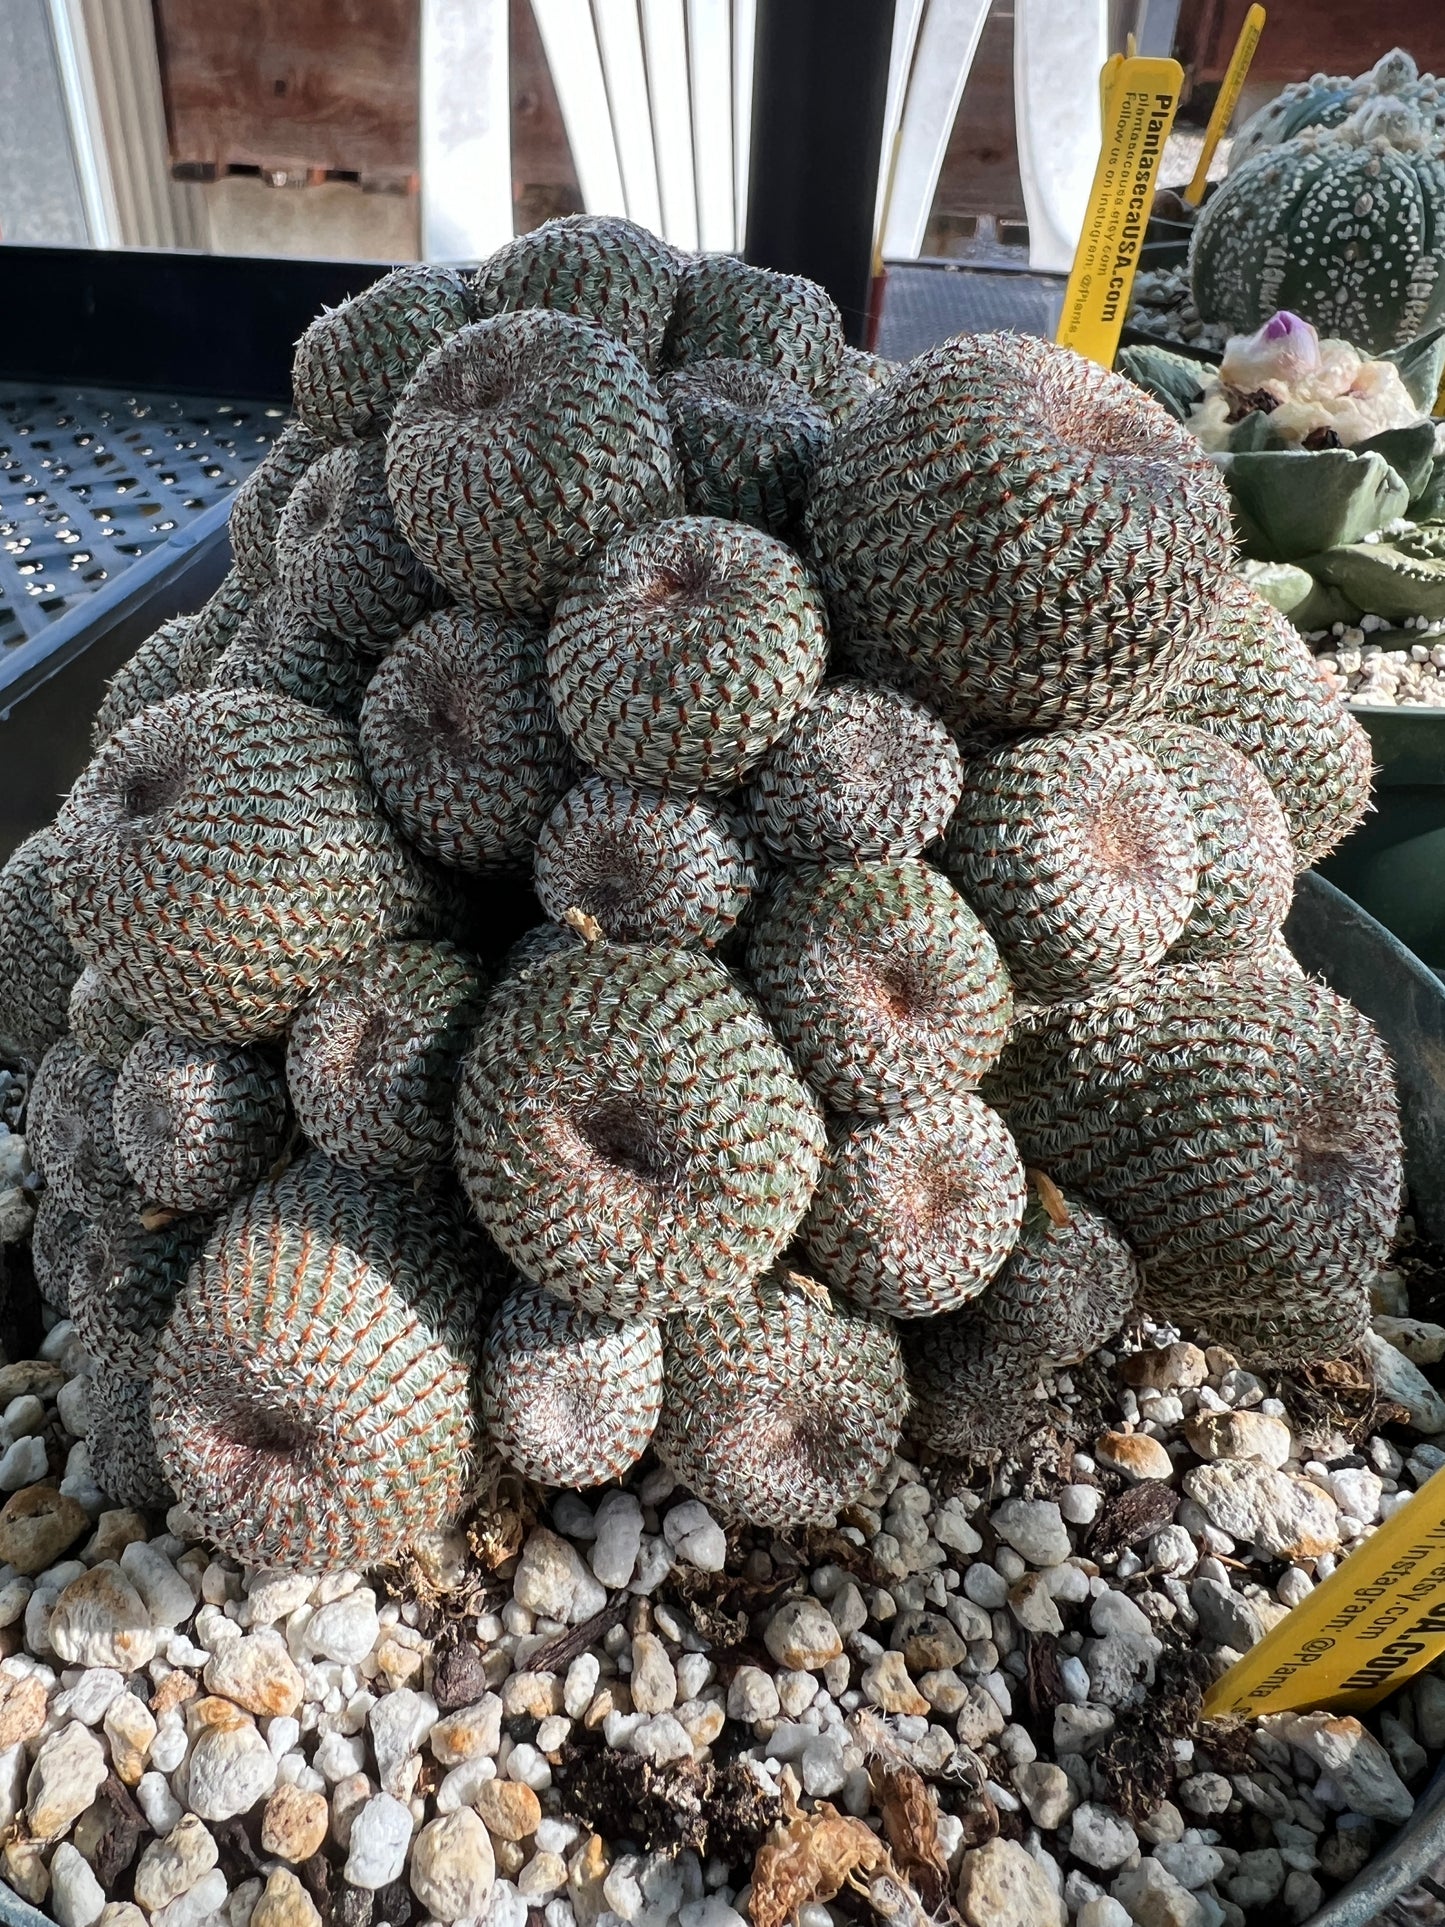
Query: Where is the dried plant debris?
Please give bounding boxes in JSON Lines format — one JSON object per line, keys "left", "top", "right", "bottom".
{"left": 749, "top": 1789, "right": 900, "bottom": 1927}
{"left": 1023, "top": 1633, "right": 1068, "bottom": 1726}
{"left": 1088, "top": 1476, "right": 1180, "bottom": 1558}
{"left": 1094, "top": 1644, "right": 1211, "bottom": 1822}
{"left": 554, "top": 1739, "right": 781, "bottom": 1861}
{"left": 1282, "top": 1349, "right": 1411, "bottom": 1451}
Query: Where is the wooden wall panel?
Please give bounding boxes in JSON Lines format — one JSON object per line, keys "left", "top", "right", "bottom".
{"left": 509, "top": 0, "right": 582, "bottom": 230}
{"left": 925, "top": 0, "right": 1027, "bottom": 246}
{"left": 1178, "top": 0, "right": 1445, "bottom": 87}
{"left": 153, "top": 0, "right": 419, "bottom": 184}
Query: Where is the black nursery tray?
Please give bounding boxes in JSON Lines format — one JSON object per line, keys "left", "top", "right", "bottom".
{"left": 0, "top": 247, "right": 395, "bottom": 860}
{"left": 0, "top": 377, "right": 279, "bottom": 701}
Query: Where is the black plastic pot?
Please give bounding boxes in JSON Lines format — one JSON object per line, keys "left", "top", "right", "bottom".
{"left": 1317, "top": 708, "right": 1445, "bottom": 981}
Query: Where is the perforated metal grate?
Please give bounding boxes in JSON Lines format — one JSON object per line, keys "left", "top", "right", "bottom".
{"left": 876, "top": 264, "right": 1065, "bottom": 361}
{"left": 0, "top": 382, "right": 283, "bottom": 653}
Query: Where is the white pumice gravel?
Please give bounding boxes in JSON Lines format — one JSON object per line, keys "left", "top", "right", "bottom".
{"left": 3, "top": 1097, "right": 1445, "bottom": 1925}
{"left": 1309, "top": 614, "right": 1445, "bottom": 708}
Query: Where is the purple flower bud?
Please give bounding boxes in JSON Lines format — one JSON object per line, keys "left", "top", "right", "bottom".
{"left": 1222, "top": 311, "right": 1321, "bottom": 389}
{"left": 1264, "top": 311, "right": 1310, "bottom": 342}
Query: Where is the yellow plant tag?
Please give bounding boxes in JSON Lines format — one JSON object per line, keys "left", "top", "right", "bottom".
{"left": 1184, "top": 5, "right": 1266, "bottom": 206}
{"left": 1056, "top": 58, "right": 1184, "bottom": 369}
{"left": 1203, "top": 1463, "right": 1445, "bottom": 1719}
{"left": 1099, "top": 52, "right": 1123, "bottom": 127}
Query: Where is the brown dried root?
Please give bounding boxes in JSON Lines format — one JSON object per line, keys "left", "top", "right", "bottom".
{"left": 749, "top": 1783, "right": 950, "bottom": 1927}
{"left": 869, "top": 1762, "right": 958, "bottom": 1921}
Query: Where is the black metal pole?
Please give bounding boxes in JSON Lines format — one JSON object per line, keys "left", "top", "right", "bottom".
{"left": 744, "top": 0, "right": 897, "bottom": 347}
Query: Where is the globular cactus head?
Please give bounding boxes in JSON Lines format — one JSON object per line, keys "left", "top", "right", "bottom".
{"left": 805, "top": 332, "right": 1234, "bottom": 729}
{"left": 385, "top": 310, "right": 680, "bottom": 616}
{"left": 656, "top": 1266, "right": 905, "bottom": 1528}
{"left": 663, "top": 253, "right": 846, "bottom": 393}
{"left": 905, "top": 1176, "right": 1141, "bottom": 1455}
{"left": 358, "top": 607, "right": 573, "bottom": 875}
{"left": 803, "top": 1095, "right": 1026, "bottom": 1318}
{"left": 92, "top": 618, "right": 192, "bottom": 747}
{"left": 1191, "top": 103, "right": 1445, "bottom": 353}
{"left": 659, "top": 358, "right": 831, "bottom": 538}
{"left": 0, "top": 827, "right": 80, "bottom": 1068}
{"left": 175, "top": 571, "right": 254, "bottom": 691}
{"left": 291, "top": 264, "right": 476, "bottom": 442}
{"left": 743, "top": 678, "right": 965, "bottom": 867}
{"left": 152, "top": 1155, "right": 484, "bottom": 1571}
{"left": 88, "top": 1367, "right": 175, "bottom": 1509}
{"left": 746, "top": 860, "right": 1013, "bottom": 1115}
{"left": 481, "top": 1279, "right": 663, "bottom": 1489}
{"left": 1164, "top": 575, "right": 1373, "bottom": 871}
{"left": 227, "top": 421, "right": 328, "bottom": 589}
{"left": 533, "top": 778, "right": 763, "bottom": 948}
{"left": 68, "top": 966, "right": 145, "bottom": 1072}
{"left": 942, "top": 729, "right": 1201, "bottom": 1003}
{"left": 474, "top": 215, "right": 681, "bottom": 371}
{"left": 30, "top": 1191, "right": 91, "bottom": 1316}
{"left": 273, "top": 440, "right": 436, "bottom": 650}
{"left": 71, "top": 1208, "right": 212, "bottom": 1377}
{"left": 1129, "top": 720, "right": 1296, "bottom": 962}
{"left": 28, "top": 1039, "right": 133, "bottom": 1219}
{"left": 210, "top": 592, "right": 374, "bottom": 722}
{"left": 286, "top": 941, "right": 487, "bottom": 1179}
{"left": 985, "top": 965, "right": 1402, "bottom": 1368}
{"left": 50, "top": 687, "right": 432, "bottom": 1042}
{"left": 112, "top": 1028, "right": 289, "bottom": 1213}
{"left": 455, "top": 941, "right": 825, "bottom": 1318}
{"left": 546, "top": 516, "right": 828, "bottom": 793}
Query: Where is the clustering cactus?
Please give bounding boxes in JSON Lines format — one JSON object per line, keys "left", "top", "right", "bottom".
{"left": 0, "top": 214, "right": 1405, "bottom": 1565}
